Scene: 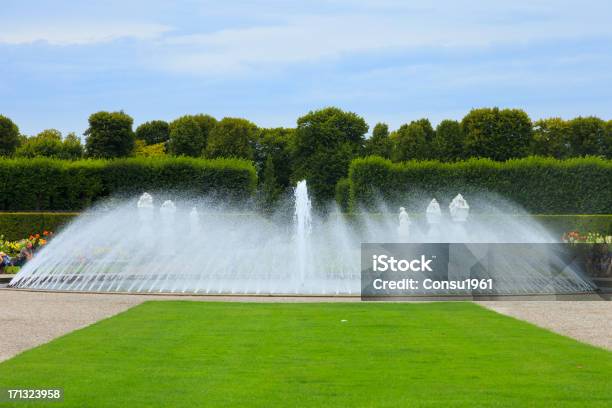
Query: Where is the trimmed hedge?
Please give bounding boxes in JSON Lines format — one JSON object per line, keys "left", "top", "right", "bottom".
{"left": 346, "top": 156, "right": 612, "bottom": 214}
{"left": 0, "top": 157, "right": 257, "bottom": 211}
{"left": 0, "top": 212, "right": 78, "bottom": 241}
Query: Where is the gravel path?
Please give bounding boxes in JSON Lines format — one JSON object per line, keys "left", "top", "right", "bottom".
{"left": 477, "top": 300, "right": 612, "bottom": 350}
{"left": 1, "top": 289, "right": 610, "bottom": 363}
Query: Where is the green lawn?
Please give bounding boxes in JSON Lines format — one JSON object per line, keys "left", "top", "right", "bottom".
{"left": 0, "top": 302, "right": 610, "bottom": 407}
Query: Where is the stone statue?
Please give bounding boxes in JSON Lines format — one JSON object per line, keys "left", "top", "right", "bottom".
{"left": 449, "top": 194, "right": 470, "bottom": 222}
{"left": 398, "top": 207, "right": 411, "bottom": 240}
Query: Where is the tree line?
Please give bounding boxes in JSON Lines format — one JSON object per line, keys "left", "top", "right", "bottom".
{"left": 0, "top": 107, "right": 610, "bottom": 205}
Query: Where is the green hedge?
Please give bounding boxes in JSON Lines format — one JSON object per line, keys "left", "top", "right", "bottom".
{"left": 0, "top": 157, "right": 257, "bottom": 211}
{"left": 346, "top": 156, "right": 612, "bottom": 214}
{"left": 0, "top": 212, "right": 78, "bottom": 241}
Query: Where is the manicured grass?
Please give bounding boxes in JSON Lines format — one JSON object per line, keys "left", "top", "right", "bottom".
{"left": 0, "top": 302, "right": 610, "bottom": 407}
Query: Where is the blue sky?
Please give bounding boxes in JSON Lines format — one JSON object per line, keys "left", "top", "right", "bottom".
{"left": 1, "top": 0, "right": 611, "bottom": 137}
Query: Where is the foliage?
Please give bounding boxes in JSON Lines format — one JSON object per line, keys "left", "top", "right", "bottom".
{"left": 133, "top": 140, "right": 166, "bottom": 157}
{"left": 0, "top": 157, "right": 257, "bottom": 210}
{"left": 16, "top": 129, "right": 83, "bottom": 160}
{"left": 85, "top": 111, "right": 135, "bottom": 158}
{"left": 562, "top": 231, "right": 612, "bottom": 244}
{"left": 364, "top": 123, "right": 393, "bottom": 159}
{"left": 531, "top": 118, "right": 570, "bottom": 159}
{"left": 462, "top": 107, "right": 532, "bottom": 161}
{"left": 205, "top": 117, "right": 258, "bottom": 160}
{"left": 567, "top": 116, "right": 609, "bottom": 158}
{"left": 167, "top": 115, "right": 205, "bottom": 157}
{"left": 391, "top": 121, "right": 429, "bottom": 162}
{"left": 0, "top": 212, "right": 76, "bottom": 241}
{"left": 334, "top": 178, "right": 351, "bottom": 212}
{"left": 254, "top": 128, "right": 294, "bottom": 189}
{"left": 257, "top": 156, "right": 282, "bottom": 212}
{"left": 432, "top": 120, "right": 465, "bottom": 161}
{"left": 0, "top": 115, "right": 20, "bottom": 156}
{"left": 135, "top": 120, "right": 170, "bottom": 145}
{"left": 292, "top": 107, "right": 368, "bottom": 205}
{"left": 348, "top": 155, "right": 612, "bottom": 214}
{"left": 0, "top": 230, "right": 53, "bottom": 258}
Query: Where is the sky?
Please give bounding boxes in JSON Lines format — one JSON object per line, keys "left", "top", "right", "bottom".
{"left": 1, "top": 0, "right": 611, "bottom": 137}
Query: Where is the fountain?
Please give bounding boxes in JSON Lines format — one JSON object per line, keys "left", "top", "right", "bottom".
{"left": 8, "top": 184, "right": 596, "bottom": 295}
{"left": 189, "top": 207, "right": 200, "bottom": 235}
{"left": 294, "top": 180, "right": 312, "bottom": 288}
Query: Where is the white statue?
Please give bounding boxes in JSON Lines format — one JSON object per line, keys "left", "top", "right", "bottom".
{"left": 449, "top": 194, "right": 470, "bottom": 222}
{"left": 426, "top": 199, "right": 442, "bottom": 225}
{"left": 398, "top": 207, "right": 411, "bottom": 239}
{"left": 137, "top": 192, "right": 154, "bottom": 223}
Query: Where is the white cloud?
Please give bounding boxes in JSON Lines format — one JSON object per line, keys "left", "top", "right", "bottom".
{"left": 0, "top": 22, "right": 172, "bottom": 45}
{"left": 154, "top": 3, "right": 612, "bottom": 75}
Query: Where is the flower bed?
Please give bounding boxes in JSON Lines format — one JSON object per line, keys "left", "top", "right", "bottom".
{"left": 0, "top": 231, "right": 53, "bottom": 273}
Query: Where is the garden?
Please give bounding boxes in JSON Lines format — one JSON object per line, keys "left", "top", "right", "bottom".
{"left": 0, "top": 106, "right": 610, "bottom": 406}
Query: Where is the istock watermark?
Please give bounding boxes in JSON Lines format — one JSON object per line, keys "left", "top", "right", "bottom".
{"left": 361, "top": 243, "right": 610, "bottom": 300}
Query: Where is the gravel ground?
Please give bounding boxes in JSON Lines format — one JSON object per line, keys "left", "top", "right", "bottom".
{"left": 0, "top": 289, "right": 610, "bottom": 363}
{"left": 477, "top": 300, "right": 612, "bottom": 350}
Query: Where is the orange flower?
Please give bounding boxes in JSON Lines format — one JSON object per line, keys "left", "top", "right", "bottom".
{"left": 39, "top": 239, "right": 47, "bottom": 245}
{"left": 43, "top": 231, "right": 49, "bottom": 236}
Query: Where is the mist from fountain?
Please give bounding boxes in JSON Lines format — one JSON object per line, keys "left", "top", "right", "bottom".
{"left": 9, "top": 181, "right": 595, "bottom": 295}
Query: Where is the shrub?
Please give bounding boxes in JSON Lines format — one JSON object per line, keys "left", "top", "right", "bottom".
{"left": 85, "top": 111, "right": 135, "bottom": 158}
{"left": 347, "top": 156, "right": 612, "bottom": 214}
{"left": 0, "top": 157, "right": 257, "bottom": 211}
{"left": 133, "top": 140, "right": 166, "bottom": 157}
{"left": 0, "top": 115, "right": 20, "bottom": 156}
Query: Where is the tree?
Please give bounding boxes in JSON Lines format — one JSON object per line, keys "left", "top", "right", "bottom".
{"left": 16, "top": 129, "right": 83, "bottom": 159}
{"left": 531, "top": 118, "right": 570, "bottom": 158}
{"left": 191, "top": 114, "right": 217, "bottom": 148}
{"left": 167, "top": 116, "right": 204, "bottom": 157}
{"left": 432, "top": 120, "right": 465, "bottom": 161}
{"left": 391, "top": 121, "right": 428, "bottom": 162}
{"left": 135, "top": 120, "right": 170, "bottom": 145}
{"left": 205, "top": 117, "right": 258, "bottom": 160}
{"left": 84, "top": 111, "right": 135, "bottom": 158}
{"left": 0, "top": 115, "right": 20, "bottom": 156}
{"left": 61, "top": 132, "right": 84, "bottom": 159}
{"left": 365, "top": 122, "right": 393, "bottom": 158}
{"left": 254, "top": 128, "right": 294, "bottom": 190}
{"left": 292, "top": 107, "right": 368, "bottom": 204}
{"left": 567, "top": 116, "right": 608, "bottom": 157}
{"left": 258, "top": 155, "right": 282, "bottom": 212}
{"left": 461, "top": 107, "right": 532, "bottom": 161}
{"left": 412, "top": 118, "right": 435, "bottom": 143}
